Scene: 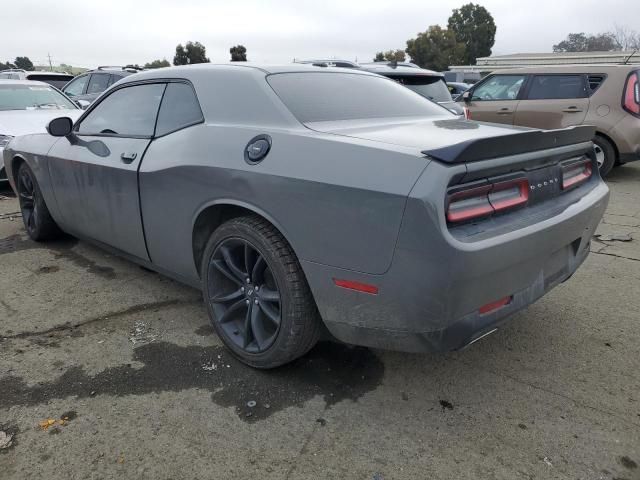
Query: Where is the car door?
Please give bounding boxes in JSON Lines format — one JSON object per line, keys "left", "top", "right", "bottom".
{"left": 465, "top": 74, "right": 527, "bottom": 124}
{"left": 47, "top": 82, "right": 166, "bottom": 260}
{"left": 513, "top": 74, "right": 589, "bottom": 129}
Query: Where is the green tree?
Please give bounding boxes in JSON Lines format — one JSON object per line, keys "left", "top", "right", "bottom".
{"left": 553, "top": 32, "right": 619, "bottom": 52}
{"left": 384, "top": 49, "right": 406, "bottom": 62}
{"left": 14, "top": 56, "right": 34, "bottom": 71}
{"left": 144, "top": 59, "right": 171, "bottom": 69}
{"left": 406, "top": 25, "right": 465, "bottom": 71}
{"left": 373, "top": 52, "right": 385, "bottom": 61}
{"left": 230, "top": 45, "right": 247, "bottom": 61}
{"left": 447, "top": 3, "right": 496, "bottom": 64}
{"left": 173, "top": 41, "right": 210, "bottom": 65}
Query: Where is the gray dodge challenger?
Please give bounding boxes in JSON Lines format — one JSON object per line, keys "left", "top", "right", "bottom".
{"left": 3, "top": 64, "right": 609, "bottom": 368}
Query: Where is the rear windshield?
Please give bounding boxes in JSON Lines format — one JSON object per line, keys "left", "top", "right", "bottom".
{"left": 267, "top": 72, "right": 450, "bottom": 123}
{"left": 0, "top": 84, "right": 76, "bottom": 111}
{"left": 386, "top": 75, "right": 453, "bottom": 103}
{"left": 26, "top": 74, "right": 74, "bottom": 89}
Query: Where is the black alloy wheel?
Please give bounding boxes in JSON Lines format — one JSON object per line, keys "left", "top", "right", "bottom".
{"left": 207, "top": 238, "right": 282, "bottom": 353}
{"left": 17, "top": 165, "right": 37, "bottom": 235}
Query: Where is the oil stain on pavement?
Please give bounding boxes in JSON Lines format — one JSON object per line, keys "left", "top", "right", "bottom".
{"left": 0, "top": 234, "right": 115, "bottom": 279}
{"left": 0, "top": 341, "right": 384, "bottom": 422}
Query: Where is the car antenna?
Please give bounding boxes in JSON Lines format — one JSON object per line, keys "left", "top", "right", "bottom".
{"left": 623, "top": 50, "right": 637, "bottom": 64}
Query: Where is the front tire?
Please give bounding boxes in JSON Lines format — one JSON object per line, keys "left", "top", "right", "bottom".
{"left": 16, "top": 162, "right": 62, "bottom": 241}
{"left": 593, "top": 136, "right": 615, "bottom": 178}
{"left": 201, "top": 215, "right": 321, "bottom": 368}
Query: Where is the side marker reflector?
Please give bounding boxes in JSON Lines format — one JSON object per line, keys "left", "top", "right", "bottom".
{"left": 479, "top": 296, "right": 512, "bottom": 315}
{"left": 333, "top": 278, "right": 379, "bottom": 295}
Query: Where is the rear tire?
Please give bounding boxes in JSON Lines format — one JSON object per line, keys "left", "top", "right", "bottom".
{"left": 16, "top": 162, "right": 62, "bottom": 241}
{"left": 593, "top": 136, "right": 615, "bottom": 178}
{"left": 201, "top": 215, "right": 321, "bottom": 368}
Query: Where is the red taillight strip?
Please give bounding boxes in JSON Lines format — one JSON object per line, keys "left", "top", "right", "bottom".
{"left": 333, "top": 278, "right": 379, "bottom": 295}
{"left": 446, "top": 178, "right": 529, "bottom": 224}
{"left": 446, "top": 184, "right": 493, "bottom": 223}
{"left": 489, "top": 178, "right": 529, "bottom": 212}
{"left": 562, "top": 161, "right": 592, "bottom": 190}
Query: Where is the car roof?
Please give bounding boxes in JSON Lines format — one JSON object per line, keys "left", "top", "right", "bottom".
{"left": 0, "top": 79, "right": 54, "bottom": 86}
{"left": 26, "top": 71, "right": 74, "bottom": 77}
{"left": 492, "top": 65, "right": 640, "bottom": 75}
{"left": 359, "top": 64, "right": 444, "bottom": 77}
{"left": 117, "top": 63, "right": 381, "bottom": 84}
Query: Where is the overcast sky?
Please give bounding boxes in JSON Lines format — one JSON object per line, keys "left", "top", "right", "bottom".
{"left": 2, "top": 0, "right": 639, "bottom": 68}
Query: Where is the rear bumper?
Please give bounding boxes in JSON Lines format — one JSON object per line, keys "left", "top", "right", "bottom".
{"left": 303, "top": 176, "right": 609, "bottom": 353}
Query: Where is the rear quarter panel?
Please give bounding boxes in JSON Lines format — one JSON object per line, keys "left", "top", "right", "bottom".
{"left": 138, "top": 124, "right": 429, "bottom": 282}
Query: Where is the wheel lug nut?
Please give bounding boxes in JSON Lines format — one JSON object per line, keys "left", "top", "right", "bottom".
{"left": 254, "top": 299, "right": 259, "bottom": 305}
{"left": 246, "top": 278, "right": 251, "bottom": 283}
{"left": 245, "top": 299, "right": 250, "bottom": 305}
{"left": 255, "top": 286, "right": 259, "bottom": 291}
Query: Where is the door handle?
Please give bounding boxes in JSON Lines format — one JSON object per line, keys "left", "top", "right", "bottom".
{"left": 562, "top": 107, "right": 583, "bottom": 113}
{"left": 120, "top": 152, "right": 137, "bottom": 164}
{"left": 497, "top": 108, "right": 513, "bottom": 115}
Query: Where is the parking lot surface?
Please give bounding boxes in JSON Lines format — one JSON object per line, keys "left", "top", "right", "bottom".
{"left": 1, "top": 165, "right": 639, "bottom": 480}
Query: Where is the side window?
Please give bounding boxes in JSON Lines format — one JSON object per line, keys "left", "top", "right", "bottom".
{"left": 472, "top": 75, "right": 526, "bottom": 101}
{"left": 527, "top": 75, "right": 587, "bottom": 100}
{"left": 155, "top": 82, "right": 204, "bottom": 136}
{"left": 77, "top": 83, "right": 165, "bottom": 137}
{"left": 64, "top": 75, "right": 88, "bottom": 97}
{"left": 86, "top": 74, "right": 111, "bottom": 95}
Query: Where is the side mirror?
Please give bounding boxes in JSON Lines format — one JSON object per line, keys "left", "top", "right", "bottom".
{"left": 462, "top": 91, "right": 471, "bottom": 103}
{"left": 46, "top": 117, "right": 73, "bottom": 137}
{"left": 76, "top": 99, "right": 91, "bottom": 109}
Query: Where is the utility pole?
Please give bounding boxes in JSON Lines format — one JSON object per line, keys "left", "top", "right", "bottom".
{"left": 47, "top": 53, "right": 53, "bottom": 71}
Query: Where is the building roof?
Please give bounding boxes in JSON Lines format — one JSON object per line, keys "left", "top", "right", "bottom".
{"left": 449, "top": 50, "right": 639, "bottom": 73}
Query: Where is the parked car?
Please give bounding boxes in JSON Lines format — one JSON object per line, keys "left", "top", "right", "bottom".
{"left": 447, "top": 81, "right": 472, "bottom": 100}
{"left": 61, "top": 66, "right": 142, "bottom": 106}
{"left": 4, "top": 64, "right": 608, "bottom": 368}
{"left": 0, "top": 80, "right": 81, "bottom": 182}
{"left": 0, "top": 69, "right": 74, "bottom": 89}
{"left": 360, "top": 63, "right": 464, "bottom": 114}
{"left": 458, "top": 65, "right": 640, "bottom": 176}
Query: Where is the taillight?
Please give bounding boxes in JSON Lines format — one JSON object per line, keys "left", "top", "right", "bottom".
{"left": 446, "top": 178, "right": 529, "bottom": 223}
{"left": 562, "top": 159, "right": 592, "bottom": 190}
{"left": 623, "top": 71, "right": 640, "bottom": 117}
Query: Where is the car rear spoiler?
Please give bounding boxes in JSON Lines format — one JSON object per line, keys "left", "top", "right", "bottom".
{"left": 422, "top": 125, "right": 596, "bottom": 164}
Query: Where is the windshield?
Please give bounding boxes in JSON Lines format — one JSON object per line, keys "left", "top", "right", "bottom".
{"left": 0, "top": 84, "right": 76, "bottom": 111}
{"left": 387, "top": 75, "right": 453, "bottom": 103}
{"left": 268, "top": 72, "right": 450, "bottom": 123}
{"left": 26, "top": 74, "right": 74, "bottom": 90}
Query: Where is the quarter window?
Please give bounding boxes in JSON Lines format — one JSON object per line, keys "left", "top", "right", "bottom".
{"left": 86, "top": 74, "right": 111, "bottom": 95}
{"left": 64, "top": 75, "right": 89, "bottom": 97}
{"left": 527, "top": 75, "right": 587, "bottom": 100}
{"left": 77, "top": 83, "right": 165, "bottom": 137}
{"left": 155, "top": 82, "right": 204, "bottom": 136}
{"left": 472, "top": 75, "right": 526, "bottom": 101}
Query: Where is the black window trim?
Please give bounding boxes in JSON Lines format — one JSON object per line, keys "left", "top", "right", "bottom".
{"left": 468, "top": 74, "right": 531, "bottom": 102}
{"left": 73, "top": 78, "right": 203, "bottom": 140}
{"left": 521, "top": 73, "right": 589, "bottom": 101}
{"left": 586, "top": 73, "right": 608, "bottom": 97}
